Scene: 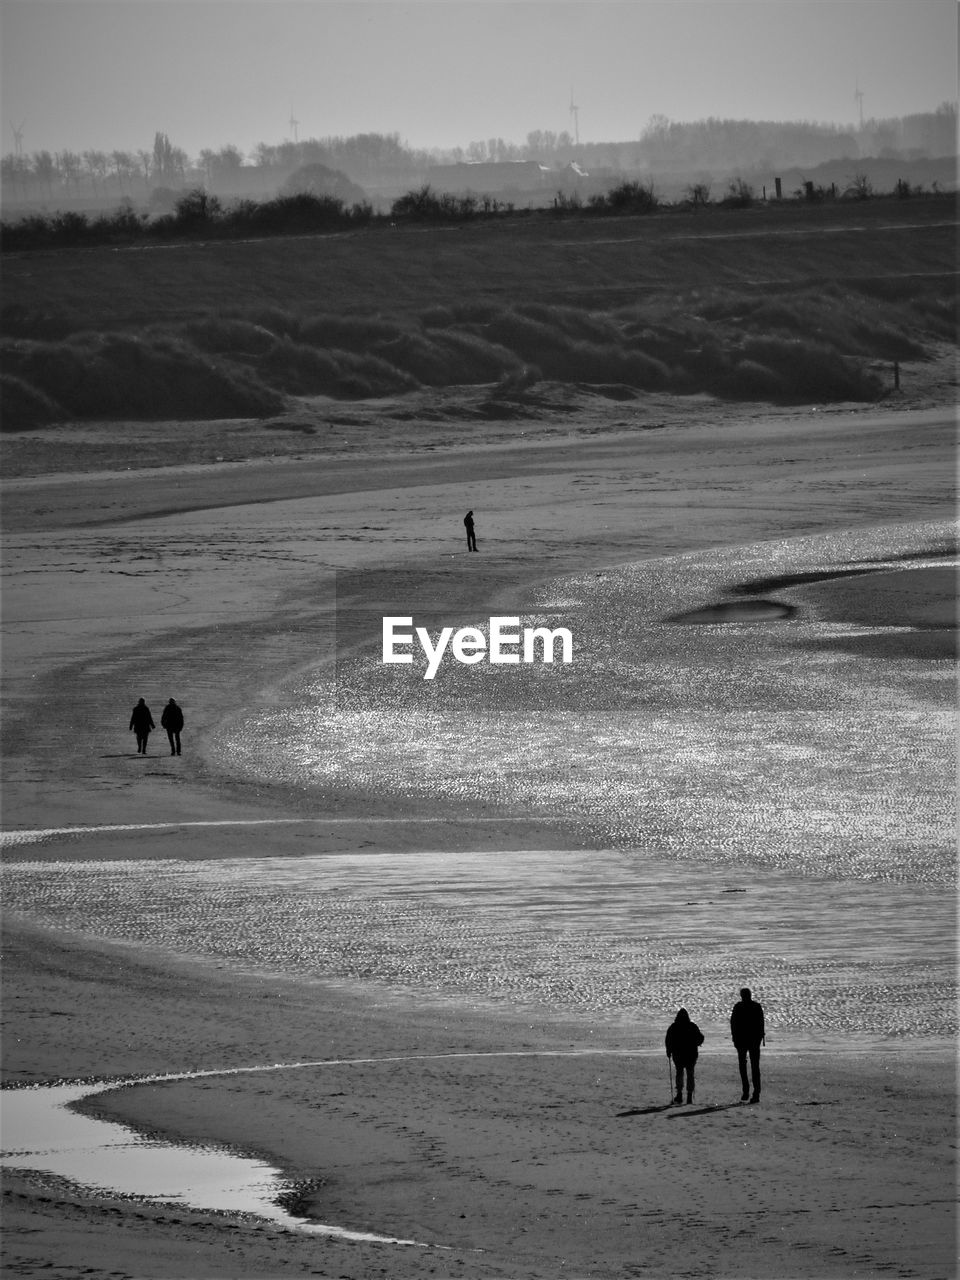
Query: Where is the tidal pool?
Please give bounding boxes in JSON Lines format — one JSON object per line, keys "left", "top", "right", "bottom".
{"left": 0, "top": 1078, "right": 424, "bottom": 1244}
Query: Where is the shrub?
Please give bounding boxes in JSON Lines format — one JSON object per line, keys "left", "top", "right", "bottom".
{"left": 49, "top": 210, "right": 90, "bottom": 244}
{"left": 174, "top": 187, "right": 223, "bottom": 228}
{"left": 604, "top": 180, "right": 659, "bottom": 213}
{"left": 722, "top": 178, "right": 755, "bottom": 208}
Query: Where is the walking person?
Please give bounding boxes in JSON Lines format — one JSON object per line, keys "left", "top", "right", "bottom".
{"left": 730, "top": 987, "right": 765, "bottom": 1103}
{"left": 129, "top": 697, "right": 155, "bottom": 755}
{"left": 665, "top": 1007, "right": 705, "bottom": 1105}
{"left": 161, "top": 697, "right": 184, "bottom": 756}
{"left": 464, "top": 509, "right": 477, "bottom": 552}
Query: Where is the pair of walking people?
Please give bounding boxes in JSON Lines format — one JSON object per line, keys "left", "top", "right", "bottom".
{"left": 129, "top": 697, "right": 184, "bottom": 756}
{"left": 665, "top": 988, "right": 765, "bottom": 1105}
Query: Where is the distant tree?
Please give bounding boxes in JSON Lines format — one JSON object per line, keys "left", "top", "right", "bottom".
{"left": 57, "top": 149, "right": 82, "bottom": 192}
{"left": 33, "top": 149, "right": 56, "bottom": 197}
{"left": 110, "top": 149, "right": 135, "bottom": 192}
{"left": 279, "top": 162, "right": 367, "bottom": 205}
{"left": 0, "top": 154, "right": 28, "bottom": 200}
{"left": 171, "top": 146, "right": 189, "bottom": 184}
{"left": 686, "top": 181, "right": 711, "bottom": 208}
{"left": 524, "top": 129, "right": 560, "bottom": 160}
{"left": 82, "top": 149, "right": 109, "bottom": 193}
{"left": 135, "top": 149, "right": 153, "bottom": 183}
{"left": 215, "top": 144, "right": 243, "bottom": 172}
{"left": 174, "top": 187, "right": 223, "bottom": 226}
{"left": 845, "top": 172, "right": 873, "bottom": 200}
{"left": 152, "top": 132, "right": 180, "bottom": 185}
{"left": 251, "top": 141, "right": 279, "bottom": 168}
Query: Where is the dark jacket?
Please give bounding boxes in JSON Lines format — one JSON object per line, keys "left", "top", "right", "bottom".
{"left": 161, "top": 700, "right": 184, "bottom": 732}
{"left": 730, "top": 997, "right": 765, "bottom": 1048}
{"left": 665, "top": 1009, "right": 705, "bottom": 1065}
{"left": 464, "top": 511, "right": 475, "bottom": 531}
{"left": 129, "top": 700, "right": 155, "bottom": 732}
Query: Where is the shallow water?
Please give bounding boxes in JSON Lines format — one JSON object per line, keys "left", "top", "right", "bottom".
{"left": 218, "top": 522, "right": 957, "bottom": 887}
{"left": 2, "top": 521, "right": 956, "bottom": 1236}
{"left": 0, "top": 1080, "right": 424, "bottom": 1243}
{"left": 3, "top": 523, "right": 956, "bottom": 1043}
{"left": 3, "top": 847, "right": 954, "bottom": 1040}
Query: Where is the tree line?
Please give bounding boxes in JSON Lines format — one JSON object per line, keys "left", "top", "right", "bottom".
{"left": 2, "top": 105, "right": 955, "bottom": 208}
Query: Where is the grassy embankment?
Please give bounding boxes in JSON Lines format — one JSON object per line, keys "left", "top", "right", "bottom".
{"left": 1, "top": 196, "right": 956, "bottom": 434}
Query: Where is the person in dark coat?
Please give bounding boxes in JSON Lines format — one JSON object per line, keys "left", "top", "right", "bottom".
{"left": 665, "top": 1007, "right": 705, "bottom": 1105}
{"left": 464, "top": 509, "right": 477, "bottom": 552}
{"left": 730, "top": 987, "right": 765, "bottom": 1103}
{"left": 160, "top": 698, "right": 184, "bottom": 755}
{"left": 129, "top": 698, "right": 155, "bottom": 754}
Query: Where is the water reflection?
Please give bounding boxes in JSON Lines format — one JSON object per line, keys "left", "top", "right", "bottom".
{"left": 3, "top": 849, "right": 954, "bottom": 1039}
{"left": 217, "top": 522, "right": 957, "bottom": 886}
{"left": 0, "top": 1080, "right": 423, "bottom": 1244}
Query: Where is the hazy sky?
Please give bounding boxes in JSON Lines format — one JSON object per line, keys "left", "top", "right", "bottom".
{"left": 2, "top": 1, "right": 957, "bottom": 159}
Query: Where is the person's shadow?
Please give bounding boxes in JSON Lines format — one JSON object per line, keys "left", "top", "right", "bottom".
{"left": 616, "top": 1101, "right": 746, "bottom": 1118}
{"left": 669, "top": 1102, "right": 745, "bottom": 1118}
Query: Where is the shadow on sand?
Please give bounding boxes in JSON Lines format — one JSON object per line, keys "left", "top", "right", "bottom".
{"left": 616, "top": 1101, "right": 749, "bottom": 1118}
{"left": 669, "top": 1102, "right": 747, "bottom": 1118}
{"left": 616, "top": 1103, "right": 678, "bottom": 1117}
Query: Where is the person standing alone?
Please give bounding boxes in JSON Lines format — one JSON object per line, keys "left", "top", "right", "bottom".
{"left": 161, "top": 697, "right": 184, "bottom": 756}
{"left": 464, "top": 509, "right": 477, "bottom": 552}
{"left": 665, "top": 1007, "right": 705, "bottom": 1105}
{"left": 730, "top": 987, "right": 765, "bottom": 1103}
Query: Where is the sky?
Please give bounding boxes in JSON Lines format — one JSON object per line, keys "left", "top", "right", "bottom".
{"left": 1, "top": 0, "right": 957, "bottom": 160}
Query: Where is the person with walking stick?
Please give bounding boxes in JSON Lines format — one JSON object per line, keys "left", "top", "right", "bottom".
{"left": 665, "top": 1007, "right": 705, "bottom": 1105}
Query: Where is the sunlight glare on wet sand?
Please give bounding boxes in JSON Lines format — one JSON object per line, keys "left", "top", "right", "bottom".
{"left": 218, "top": 523, "right": 956, "bottom": 886}
{"left": 2, "top": 848, "right": 954, "bottom": 1043}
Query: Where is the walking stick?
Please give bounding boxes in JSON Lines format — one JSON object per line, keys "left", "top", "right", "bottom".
{"left": 666, "top": 1053, "right": 674, "bottom": 1102}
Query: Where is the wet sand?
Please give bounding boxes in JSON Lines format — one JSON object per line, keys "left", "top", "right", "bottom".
{"left": 2, "top": 397, "right": 957, "bottom": 1278}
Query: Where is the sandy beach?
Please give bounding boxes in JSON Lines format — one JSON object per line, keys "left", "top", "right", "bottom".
{"left": 1, "top": 384, "right": 957, "bottom": 1279}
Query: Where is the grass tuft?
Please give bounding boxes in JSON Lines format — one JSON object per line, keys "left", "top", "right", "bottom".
{"left": 1, "top": 374, "right": 67, "bottom": 430}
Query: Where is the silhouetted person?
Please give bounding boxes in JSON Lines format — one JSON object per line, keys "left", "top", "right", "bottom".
{"left": 665, "top": 1007, "right": 705, "bottom": 1105}
{"left": 730, "top": 987, "right": 765, "bottom": 1103}
{"left": 129, "top": 698, "right": 155, "bottom": 755}
{"left": 464, "top": 509, "right": 477, "bottom": 552}
{"left": 161, "top": 698, "right": 184, "bottom": 756}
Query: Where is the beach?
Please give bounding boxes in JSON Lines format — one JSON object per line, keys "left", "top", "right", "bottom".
{"left": 1, "top": 387, "right": 957, "bottom": 1279}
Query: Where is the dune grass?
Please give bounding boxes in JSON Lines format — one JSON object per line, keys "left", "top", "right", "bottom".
{"left": 1, "top": 331, "right": 285, "bottom": 428}
{"left": 0, "top": 199, "right": 954, "bottom": 429}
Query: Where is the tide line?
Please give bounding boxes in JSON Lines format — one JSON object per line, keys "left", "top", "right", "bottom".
{"left": 0, "top": 816, "right": 540, "bottom": 847}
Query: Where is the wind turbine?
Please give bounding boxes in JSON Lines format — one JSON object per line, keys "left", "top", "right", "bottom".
{"left": 11, "top": 120, "right": 25, "bottom": 156}
{"left": 289, "top": 110, "right": 299, "bottom": 143}
{"left": 854, "top": 80, "right": 864, "bottom": 130}
{"left": 569, "top": 90, "right": 580, "bottom": 147}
